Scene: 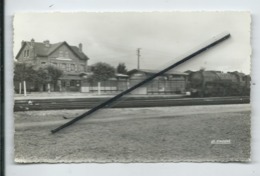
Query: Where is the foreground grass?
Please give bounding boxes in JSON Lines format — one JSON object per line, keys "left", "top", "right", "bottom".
{"left": 14, "top": 104, "right": 250, "bottom": 163}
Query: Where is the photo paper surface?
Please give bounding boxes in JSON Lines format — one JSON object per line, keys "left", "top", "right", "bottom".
{"left": 13, "top": 12, "right": 251, "bottom": 163}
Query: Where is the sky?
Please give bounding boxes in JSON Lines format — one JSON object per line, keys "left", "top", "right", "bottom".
{"left": 13, "top": 12, "right": 251, "bottom": 74}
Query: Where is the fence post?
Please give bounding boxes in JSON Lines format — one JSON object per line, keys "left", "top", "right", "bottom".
{"left": 47, "top": 83, "right": 51, "bottom": 93}
{"left": 98, "top": 82, "right": 101, "bottom": 95}
{"left": 23, "top": 81, "right": 27, "bottom": 96}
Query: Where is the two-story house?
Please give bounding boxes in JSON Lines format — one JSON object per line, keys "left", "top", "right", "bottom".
{"left": 15, "top": 39, "right": 90, "bottom": 92}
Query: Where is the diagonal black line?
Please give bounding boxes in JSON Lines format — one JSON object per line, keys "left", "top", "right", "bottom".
{"left": 51, "top": 33, "right": 231, "bottom": 134}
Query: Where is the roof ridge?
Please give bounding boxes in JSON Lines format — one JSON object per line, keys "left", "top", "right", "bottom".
{"left": 47, "top": 42, "right": 65, "bottom": 55}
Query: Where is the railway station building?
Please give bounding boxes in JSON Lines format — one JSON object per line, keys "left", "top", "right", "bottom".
{"left": 15, "top": 39, "right": 189, "bottom": 95}
{"left": 15, "top": 39, "right": 90, "bottom": 92}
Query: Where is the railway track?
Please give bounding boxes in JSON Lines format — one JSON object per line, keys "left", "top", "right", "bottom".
{"left": 14, "top": 96, "right": 250, "bottom": 111}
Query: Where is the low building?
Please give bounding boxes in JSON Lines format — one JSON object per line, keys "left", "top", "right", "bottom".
{"left": 127, "top": 69, "right": 188, "bottom": 94}
{"left": 15, "top": 39, "right": 90, "bottom": 91}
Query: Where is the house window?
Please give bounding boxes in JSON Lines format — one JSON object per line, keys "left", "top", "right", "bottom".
{"left": 27, "top": 50, "right": 30, "bottom": 57}
{"left": 71, "top": 64, "right": 75, "bottom": 71}
{"left": 66, "top": 64, "right": 70, "bottom": 71}
{"left": 61, "top": 63, "right": 66, "bottom": 70}
{"left": 59, "top": 50, "right": 63, "bottom": 57}
{"left": 23, "top": 49, "right": 30, "bottom": 58}
{"left": 65, "top": 51, "right": 69, "bottom": 58}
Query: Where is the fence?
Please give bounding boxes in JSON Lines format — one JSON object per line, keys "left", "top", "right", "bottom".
{"left": 81, "top": 79, "right": 187, "bottom": 95}
{"left": 81, "top": 80, "right": 129, "bottom": 94}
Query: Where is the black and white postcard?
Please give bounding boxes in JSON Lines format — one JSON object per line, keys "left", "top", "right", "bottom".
{"left": 13, "top": 12, "right": 251, "bottom": 163}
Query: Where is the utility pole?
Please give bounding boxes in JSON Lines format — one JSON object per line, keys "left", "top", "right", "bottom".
{"left": 137, "top": 48, "right": 141, "bottom": 69}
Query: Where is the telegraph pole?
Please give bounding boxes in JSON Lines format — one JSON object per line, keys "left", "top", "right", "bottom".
{"left": 137, "top": 48, "right": 141, "bottom": 69}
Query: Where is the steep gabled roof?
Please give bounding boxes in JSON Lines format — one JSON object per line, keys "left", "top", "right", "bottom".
{"left": 70, "top": 45, "right": 89, "bottom": 60}
{"left": 16, "top": 40, "right": 89, "bottom": 60}
{"left": 33, "top": 42, "right": 63, "bottom": 56}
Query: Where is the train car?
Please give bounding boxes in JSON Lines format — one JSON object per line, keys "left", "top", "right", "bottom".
{"left": 188, "top": 70, "right": 250, "bottom": 97}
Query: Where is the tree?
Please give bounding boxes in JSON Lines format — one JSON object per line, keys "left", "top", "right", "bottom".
{"left": 14, "top": 63, "right": 64, "bottom": 91}
{"left": 35, "top": 67, "right": 49, "bottom": 85}
{"left": 35, "top": 65, "right": 63, "bottom": 91}
{"left": 88, "top": 62, "right": 115, "bottom": 82}
{"left": 14, "top": 62, "right": 37, "bottom": 83}
{"left": 116, "top": 63, "right": 128, "bottom": 74}
{"left": 14, "top": 62, "right": 38, "bottom": 92}
{"left": 45, "top": 65, "right": 63, "bottom": 85}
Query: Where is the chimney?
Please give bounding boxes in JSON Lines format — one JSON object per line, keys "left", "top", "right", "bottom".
{"left": 31, "top": 38, "right": 35, "bottom": 46}
{"left": 79, "top": 43, "right": 82, "bottom": 52}
{"left": 43, "top": 40, "right": 50, "bottom": 47}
